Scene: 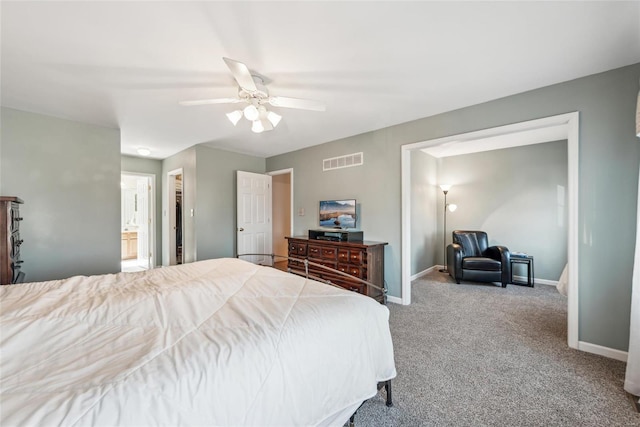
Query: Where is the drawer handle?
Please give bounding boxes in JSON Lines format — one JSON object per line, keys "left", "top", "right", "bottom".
{"left": 15, "top": 217, "right": 23, "bottom": 221}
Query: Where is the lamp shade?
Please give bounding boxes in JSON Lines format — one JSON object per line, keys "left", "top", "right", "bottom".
{"left": 267, "top": 111, "right": 282, "bottom": 127}
{"left": 439, "top": 184, "right": 452, "bottom": 192}
{"left": 226, "top": 110, "right": 243, "bottom": 126}
{"left": 251, "top": 120, "right": 264, "bottom": 133}
{"left": 244, "top": 105, "right": 259, "bottom": 121}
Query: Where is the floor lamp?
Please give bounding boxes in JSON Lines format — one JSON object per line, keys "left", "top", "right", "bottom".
{"left": 438, "top": 184, "right": 457, "bottom": 273}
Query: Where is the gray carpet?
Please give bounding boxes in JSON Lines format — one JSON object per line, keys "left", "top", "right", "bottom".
{"left": 352, "top": 272, "right": 640, "bottom": 426}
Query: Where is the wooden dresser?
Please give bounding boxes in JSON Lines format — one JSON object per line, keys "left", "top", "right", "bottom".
{"left": 0, "top": 197, "right": 25, "bottom": 285}
{"left": 285, "top": 236, "right": 387, "bottom": 303}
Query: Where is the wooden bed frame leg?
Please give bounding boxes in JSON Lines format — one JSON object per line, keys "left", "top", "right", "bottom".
{"left": 384, "top": 380, "right": 393, "bottom": 407}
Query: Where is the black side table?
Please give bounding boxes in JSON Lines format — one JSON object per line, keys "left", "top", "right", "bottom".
{"left": 510, "top": 255, "right": 534, "bottom": 287}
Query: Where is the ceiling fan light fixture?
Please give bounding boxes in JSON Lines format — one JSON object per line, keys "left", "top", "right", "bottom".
{"left": 267, "top": 111, "right": 282, "bottom": 127}
{"left": 261, "top": 118, "right": 273, "bottom": 131}
{"left": 226, "top": 110, "right": 243, "bottom": 126}
{"left": 244, "top": 105, "right": 259, "bottom": 121}
{"left": 251, "top": 120, "right": 264, "bottom": 133}
{"left": 180, "top": 58, "right": 326, "bottom": 134}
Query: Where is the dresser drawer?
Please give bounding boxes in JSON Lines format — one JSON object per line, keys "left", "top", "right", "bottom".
{"left": 10, "top": 233, "right": 23, "bottom": 259}
{"left": 348, "top": 250, "right": 364, "bottom": 264}
{"left": 10, "top": 205, "right": 22, "bottom": 233}
{"left": 320, "top": 246, "right": 337, "bottom": 260}
{"left": 337, "top": 248, "right": 364, "bottom": 265}
{"left": 334, "top": 276, "right": 365, "bottom": 294}
{"left": 337, "top": 263, "right": 364, "bottom": 279}
{"left": 308, "top": 244, "right": 334, "bottom": 259}
{"left": 12, "top": 262, "right": 24, "bottom": 284}
{"left": 288, "top": 242, "right": 307, "bottom": 257}
{"left": 310, "top": 259, "right": 337, "bottom": 272}
{"left": 288, "top": 259, "right": 304, "bottom": 268}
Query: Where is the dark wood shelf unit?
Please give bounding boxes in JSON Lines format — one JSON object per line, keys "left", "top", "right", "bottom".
{"left": 1, "top": 196, "right": 25, "bottom": 285}
{"left": 285, "top": 236, "right": 387, "bottom": 303}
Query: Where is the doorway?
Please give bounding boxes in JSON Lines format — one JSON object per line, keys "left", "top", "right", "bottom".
{"left": 269, "top": 168, "right": 293, "bottom": 271}
{"left": 168, "top": 168, "right": 184, "bottom": 266}
{"left": 400, "top": 112, "right": 579, "bottom": 349}
{"left": 121, "top": 172, "right": 155, "bottom": 272}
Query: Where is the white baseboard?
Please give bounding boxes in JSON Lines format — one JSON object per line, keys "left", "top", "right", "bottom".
{"left": 386, "top": 295, "right": 403, "bottom": 305}
{"left": 410, "top": 265, "right": 440, "bottom": 281}
{"left": 578, "top": 341, "right": 628, "bottom": 362}
{"left": 512, "top": 275, "right": 558, "bottom": 287}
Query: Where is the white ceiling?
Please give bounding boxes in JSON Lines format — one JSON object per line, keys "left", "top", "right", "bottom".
{"left": 2, "top": 1, "right": 639, "bottom": 160}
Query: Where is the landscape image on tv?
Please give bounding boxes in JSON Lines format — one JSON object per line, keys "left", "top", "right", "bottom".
{"left": 319, "top": 199, "right": 356, "bottom": 229}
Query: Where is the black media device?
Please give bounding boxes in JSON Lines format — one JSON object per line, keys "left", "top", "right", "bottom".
{"left": 308, "top": 229, "right": 363, "bottom": 242}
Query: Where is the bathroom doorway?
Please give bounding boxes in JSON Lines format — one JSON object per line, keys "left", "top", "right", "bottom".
{"left": 121, "top": 172, "right": 155, "bottom": 272}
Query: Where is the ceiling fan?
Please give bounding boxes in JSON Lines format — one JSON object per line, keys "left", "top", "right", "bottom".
{"left": 179, "top": 58, "right": 326, "bottom": 133}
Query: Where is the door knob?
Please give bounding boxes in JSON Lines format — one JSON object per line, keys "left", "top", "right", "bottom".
{"left": 238, "top": 227, "right": 244, "bottom": 232}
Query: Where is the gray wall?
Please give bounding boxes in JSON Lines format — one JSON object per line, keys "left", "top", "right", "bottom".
{"left": 194, "top": 145, "right": 265, "bottom": 260}
{"left": 267, "top": 131, "right": 400, "bottom": 295}
{"left": 162, "top": 146, "right": 197, "bottom": 265}
{"left": 121, "top": 155, "right": 163, "bottom": 266}
{"left": 160, "top": 144, "right": 266, "bottom": 264}
{"left": 267, "top": 63, "right": 640, "bottom": 352}
{"left": 0, "top": 107, "right": 121, "bottom": 281}
{"left": 439, "top": 140, "right": 568, "bottom": 281}
{"left": 410, "top": 150, "right": 438, "bottom": 275}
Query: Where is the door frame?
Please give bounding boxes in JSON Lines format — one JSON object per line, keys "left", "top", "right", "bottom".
{"left": 167, "top": 168, "right": 184, "bottom": 266}
{"left": 400, "top": 112, "right": 580, "bottom": 349}
{"left": 121, "top": 171, "right": 156, "bottom": 269}
{"left": 268, "top": 168, "right": 294, "bottom": 241}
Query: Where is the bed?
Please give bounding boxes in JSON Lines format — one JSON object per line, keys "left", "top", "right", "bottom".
{"left": 0, "top": 257, "right": 396, "bottom": 426}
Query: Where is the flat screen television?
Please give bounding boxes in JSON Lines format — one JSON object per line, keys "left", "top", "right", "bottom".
{"left": 319, "top": 199, "right": 356, "bottom": 229}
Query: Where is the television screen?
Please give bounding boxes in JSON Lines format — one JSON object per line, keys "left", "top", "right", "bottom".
{"left": 319, "top": 199, "right": 356, "bottom": 229}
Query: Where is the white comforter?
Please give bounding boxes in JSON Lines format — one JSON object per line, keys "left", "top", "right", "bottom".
{"left": 0, "top": 258, "right": 396, "bottom": 426}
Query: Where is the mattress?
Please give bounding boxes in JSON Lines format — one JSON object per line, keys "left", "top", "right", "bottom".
{"left": 0, "top": 258, "right": 396, "bottom": 426}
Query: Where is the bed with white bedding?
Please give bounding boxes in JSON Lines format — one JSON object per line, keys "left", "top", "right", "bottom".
{"left": 0, "top": 257, "right": 396, "bottom": 426}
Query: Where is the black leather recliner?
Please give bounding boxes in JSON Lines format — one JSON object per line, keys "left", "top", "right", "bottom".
{"left": 447, "top": 230, "right": 511, "bottom": 287}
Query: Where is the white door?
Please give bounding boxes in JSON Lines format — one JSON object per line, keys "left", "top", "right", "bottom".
{"left": 237, "top": 171, "right": 272, "bottom": 265}
{"left": 136, "top": 177, "right": 151, "bottom": 269}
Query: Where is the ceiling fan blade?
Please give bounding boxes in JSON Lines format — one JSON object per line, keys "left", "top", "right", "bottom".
{"left": 223, "top": 57, "right": 258, "bottom": 93}
{"left": 268, "top": 96, "right": 326, "bottom": 112}
{"left": 179, "top": 98, "right": 242, "bottom": 106}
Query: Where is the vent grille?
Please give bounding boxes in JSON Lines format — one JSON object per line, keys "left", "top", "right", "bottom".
{"left": 323, "top": 152, "right": 363, "bottom": 171}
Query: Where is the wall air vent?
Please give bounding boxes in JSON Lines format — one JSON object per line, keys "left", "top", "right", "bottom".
{"left": 322, "top": 152, "right": 363, "bottom": 171}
